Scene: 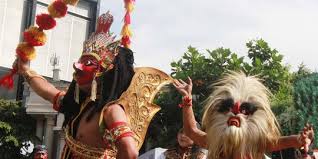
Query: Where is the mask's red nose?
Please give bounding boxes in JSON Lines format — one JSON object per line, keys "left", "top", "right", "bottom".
{"left": 73, "top": 62, "right": 83, "bottom": 71}
{"left": 232, "top": 101, "right": 240, "bottom": 115}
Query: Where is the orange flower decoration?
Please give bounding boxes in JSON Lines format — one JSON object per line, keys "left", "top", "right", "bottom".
{"left": 36, "top": 14, "right": 56, "bottom": 30}
{"left": 23, "top": 26, "right": 47, "bottom": 46}
{"left": 16, "top": 42, "right": 36, "bottom": 62}
{"left": 48, "top": 1, "right": 68, "bottom": 18}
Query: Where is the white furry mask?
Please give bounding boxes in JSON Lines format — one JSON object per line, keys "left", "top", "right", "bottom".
{"left": 202, "top": 71, "right": 280, "bottom": 159}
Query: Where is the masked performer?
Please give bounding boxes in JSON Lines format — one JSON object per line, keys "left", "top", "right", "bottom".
{"left": 173, "top": 71, "right": 314, "bottom": 159}
{"left": 14, "top": 12, "right": 171, "bottom": 159}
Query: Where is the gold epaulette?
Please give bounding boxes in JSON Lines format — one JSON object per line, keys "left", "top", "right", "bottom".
{"left": 116, "top": 67, "right": 172, "bottom": 150}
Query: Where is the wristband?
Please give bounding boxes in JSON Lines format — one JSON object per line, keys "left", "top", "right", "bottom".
{"left": 53, "top": 91, "right": 65, "bottom": 111}
{"left": 178, "top": 96, "right": 192, "bottom": 108}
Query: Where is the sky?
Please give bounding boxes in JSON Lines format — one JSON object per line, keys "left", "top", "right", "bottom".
{"left": 101, "top": 0, "right": 318, "bottom": 74}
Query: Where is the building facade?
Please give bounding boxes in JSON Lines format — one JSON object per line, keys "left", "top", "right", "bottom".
{"left": 0, "top": 0, "right": 100, "bottom": 158}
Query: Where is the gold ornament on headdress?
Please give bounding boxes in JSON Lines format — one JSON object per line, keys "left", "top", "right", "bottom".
{"left": 82, "top": 12, "right": 120, "bottom": 72}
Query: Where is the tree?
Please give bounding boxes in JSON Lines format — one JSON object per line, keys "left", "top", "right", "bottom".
{"left": 293, "top": 63, "right": 312, "bottom": 82}
{"left": 273, "top": 63, "right": 312, "bottom": 135}
{"left": 0, "top": 99, "right": 37, "bottom": 159}
{"left": 246, "top": 39, "right": 291, "bottom": 93}
{"left": 293, "top": 73, "right": 318, "bottom": 147}
{"left": 245, "top": 39, "right": 296, "bottom": 135}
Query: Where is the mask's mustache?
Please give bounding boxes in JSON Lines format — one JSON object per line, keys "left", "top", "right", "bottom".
{"left": 213, "top": 115, "right": 247, "bottom": 158}
{"left": 225, "top": 115, "right": 245, "bottom": 142}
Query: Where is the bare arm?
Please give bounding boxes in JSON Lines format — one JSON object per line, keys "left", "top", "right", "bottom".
{"left": 269, "top": 124, "right": 314, "bottom": 153}
{"left": 173, "top": 77, "right": 207, "bottom": 148}
{"left": 15, "top": 59, "right": 60, "bottom": 103}
{"left": 182, "top": 105, "right": 207, "bottom": 148}
{"left": 269, "top": 135, "right": 301, "bottom": 151}
{"left": 103, "top": 104, "right": 138, "bottom": 159}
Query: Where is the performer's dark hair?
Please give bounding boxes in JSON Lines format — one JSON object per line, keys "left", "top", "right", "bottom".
{"left": 89, "top": 46, "right": 135, "bottom": 120}
{"left": 60, "top": 80, "right": 86, "bottom": 126}
{"left": 60, "top": 46, "right": 134, "bottom": 126}
{"left": 177, "top": 124, "right": 206, "bottom": 159}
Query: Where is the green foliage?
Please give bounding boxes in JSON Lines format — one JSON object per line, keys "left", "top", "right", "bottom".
{"left": 170, "top": 46, "right": 246, "bottom": 120}
{"left": 246, "top": 39, "right": 291, "bottom": 93}
{"left": 244, "top": 39, "right": 294, "bottom": 135}
{"left": 270, "top": 82, "right": 296, "bottom": 135}
{"left": 293, "top": 73, "right": 318, "bottom": 147}
{"left": 145, "top": 89, "right": 183, "bottom": 149}
{"left": 0, "top": 99, "right": 37, "bottom": 159}
{"left": 273, "top": 63, "right": 313, "bottom": 136}
{"left": 292, "top": 63, "right": 312, "bottom": 82}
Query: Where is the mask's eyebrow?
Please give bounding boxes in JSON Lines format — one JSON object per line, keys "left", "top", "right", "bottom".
{"left": 240, "top": 102, "right": 258, "bottom": 115}
{"left": 217, "top": 98, "right": 234, "bottom": 112}
{"left": 90, "top": 60, "right": 98, "bottom": 65}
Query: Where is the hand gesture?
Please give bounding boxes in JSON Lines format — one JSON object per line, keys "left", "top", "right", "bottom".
{"left": 173, "top": 77, "right": 193, "bottom": 97}
{"left": 299, "top": 124, "right": 314, "bottom": 158}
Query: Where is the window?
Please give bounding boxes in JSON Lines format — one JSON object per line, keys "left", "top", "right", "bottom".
{"left": 30, "top": 0, "right": 96, "bottom": 81}
{"left": 0, "top": 0, "right": 27, "bottom": 68}
{"left": 0, "top": 0, "right": 30, "bottom": 99}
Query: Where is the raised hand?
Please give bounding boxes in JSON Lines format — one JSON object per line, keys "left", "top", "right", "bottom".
{"left": 299, "top": 124, "right": 314, "bottom": 158}
{"left": 12, "top": 58, "right": 30, "bottom": 75}
{"left": 173, "top": 77, "right": 193, "bottom": 97}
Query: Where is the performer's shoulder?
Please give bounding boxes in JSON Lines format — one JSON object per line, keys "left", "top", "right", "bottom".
{"left": 102, "top": 103, "right": 123, "bottom": 113}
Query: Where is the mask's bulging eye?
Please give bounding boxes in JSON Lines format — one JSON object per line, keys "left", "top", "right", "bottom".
{"left": 218, "top": 98, "right": 234, "bottom": 113}
{"left": 85, "top": 60, "right": 92, "bottom": 66}
{"left": 240, "top": 102, "right": 257, "bottom": 115}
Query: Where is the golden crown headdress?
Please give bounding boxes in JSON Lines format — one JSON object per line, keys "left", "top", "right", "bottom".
{"left": 82, "top": 11, "right": 121, "bottom": 71}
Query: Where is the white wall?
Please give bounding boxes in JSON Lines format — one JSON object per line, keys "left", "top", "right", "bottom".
{"left": 0, "top": 0, "right": 25, "bottom": 68}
